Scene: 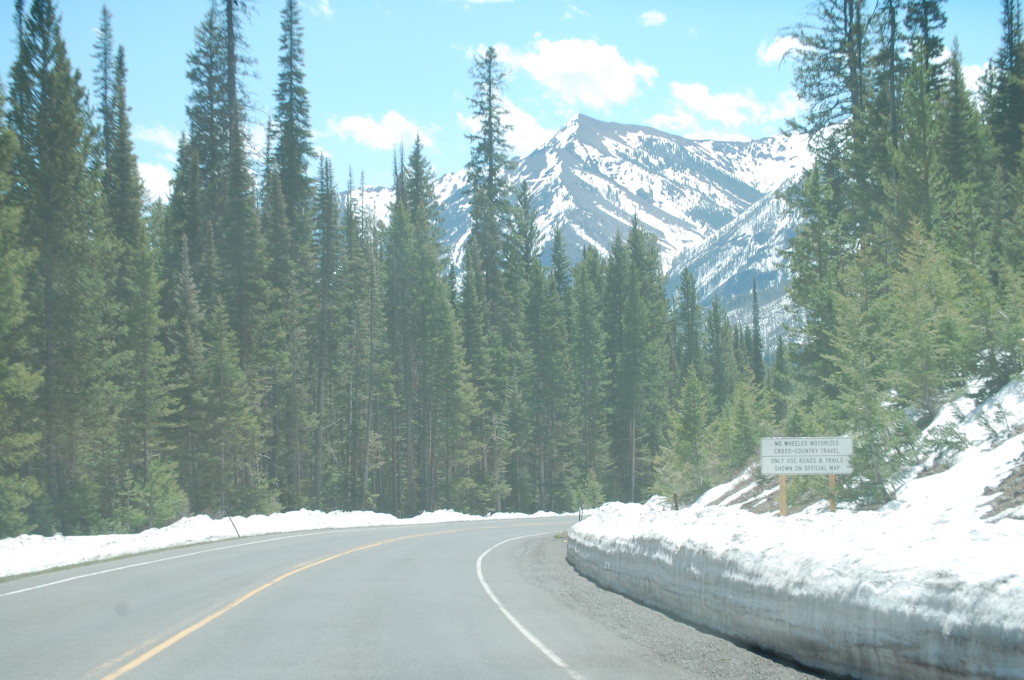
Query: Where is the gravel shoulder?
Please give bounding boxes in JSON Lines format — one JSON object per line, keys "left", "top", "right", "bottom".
{"left": 514, "top": 531, "right": 833, "bottom": 680}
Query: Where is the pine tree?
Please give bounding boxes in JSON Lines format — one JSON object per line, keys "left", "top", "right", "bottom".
{"left": 258, "top": 164, "right": 311, "bottom": 509}
{"left": 8, "top": 0, "right": 120, "bottom": 532}
{"left": 383, "top": 139, "right": 477, "bottom": 514}
{"left": 981, "top": 0, "right": 1024, "bottom": 173}
{"left": 165, "top": 240, "right": 210, "bottom": 512}
{"left": 465, "top": 45, "right": 514, "bottom": 308}
{"left": 460, "top": 45, "right": 517, "bottom": 512}
{"left": 200, "top": 295, "right": 278, "bottom": 516}
{"left": 100, "top": 40, "right": 183, "bottom": 530}
{"left": 272, "top": 0, "right": 314, "bottom": 238}
{"left": 655, "top": 368, "right": 713, "bottom": 502}
{"left": 0, "top": 93, "right": 42, "bottom": 537}
{"left": 528, "top": 226, "right": 577, "bottom": 510}
{"left": 336, "top": 182, "right": 391, "bottom": 510}
{"left": 91, "top": 5, "right": 115, "bottom": 168}
{"left": 706, "top": 296, "right": 738, "bottom": 410}
{"left": 672, "top": 269, "right": 703, "bottom": 381}
{"left": 904, "top": 0, "right": 948, "bottom": 91}
{"left": 886, "top": 230, "right": 974, "bottom": 419}
{"left": 311, "top": 156, "right": 341, "bottom": 509}
{"left": 569, "top": 247, "right": 610, "bottom": 505}
{"left": 605, "top": 217, "right": 670, "bottom": 501}
{"left": 786, "top": 0, "right": 870, "bottom": 140}
{"left": 824, "top": 260, "right": 913, "bottom": 504}
{"left": 180, "top": 6, "right": 230, "bottom": 297}
{"left": 750, "top": 277, "right": 765, "bottom": 383}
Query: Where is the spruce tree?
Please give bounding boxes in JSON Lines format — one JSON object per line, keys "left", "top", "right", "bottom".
{"left": 272, "top": 0, "right": 314, "bottom": 239}
{"left": 8, "top": 0, "right": 120, "bottom": 532}
{"left": 461, "top": 45, "right": 516, "bottom": 512}
{"left": 0, "top": 93, "right": 42, "bottom": 537}
{"left": 569, "top": 247, "right": 610, "bottom": 506}
{"left": 605, "top": 217, "right": 670, "bottom": 501}
{"left": 786, "top": 0, "right": 870, "bottom": 139}
{"left": 101, "top": 40, "right": 183, "bottom": 529}
{"left": 311, "top": 156, "right": 342, "bottom": 509}
{"left": 981, "top": 0, "right": 1024, "bottom": 173}
{"left": 750, "top": 277, "right": 765, "bottom": 384}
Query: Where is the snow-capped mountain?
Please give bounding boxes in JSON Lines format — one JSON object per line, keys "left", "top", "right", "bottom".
{"left": 349, "top": 114, "right": 813, "bottom": 334}
{"left": 667, "top": 191, "right": 801, "bottom": 336}
{"left": 437, "top": 114, "right": 811, "bottom": 273}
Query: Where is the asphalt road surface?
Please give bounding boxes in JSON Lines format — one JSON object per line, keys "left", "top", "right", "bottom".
{"left": 1, "top": 516, "right": 827, "bottom": 680}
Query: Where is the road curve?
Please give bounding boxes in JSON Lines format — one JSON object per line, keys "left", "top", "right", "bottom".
{"left": 1, "top": 516, "right": 824, "bottom": 680}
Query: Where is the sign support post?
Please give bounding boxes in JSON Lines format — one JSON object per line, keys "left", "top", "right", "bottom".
{"left": 779, "top": 474, "right": 788, "bottom": 516}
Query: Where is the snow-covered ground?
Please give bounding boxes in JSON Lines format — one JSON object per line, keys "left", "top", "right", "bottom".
{"left": 568, "top": 380, "right": 1024, "bottom": 680}
{"left": 0, "top": 508, "right": 562, "bottom": 580}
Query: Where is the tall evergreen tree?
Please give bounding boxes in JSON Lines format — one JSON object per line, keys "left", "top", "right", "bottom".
{"left": 605, "top": 217, "right": 670, "bottom": 501}
{"left": 750, "top": 277, "right": 765, "bottom": 384}
{"left": 786, "top": 0, "right": 870, "bottom": 140}
{"left": 672, "top": 269, "right": 703, "bottom": 380}
{"left": 100, "top": 38, "right": 183, "bottom": 530}
{"left": 272, "top": 0, "right": 314, "bottom": 238}
{"left": 460, "top": 45, "right": 516, "bottom": 512}
{"left": 569, "top": 247, "right": 610, "bottom": 505}
{"left": 465, "top": 45, "right": 514, "bottom": 307}
{"left": 981, "top": 0, "right": 1024, "bottom": 173}
{"left": 904, "top": 0, "right": 948, "bottom": 91}
{"left": 0, "top": 92, "right": 42, "bottom": 537}
{"left": 384, "top": 139, "right": 476, "bottom": 514}
{"left": 91, "top": 5, "right": 115, "bottom": 168}
{"left": 8, "top": 0, "right": 120, "bottom": 532}
{"left": 311, "top": 156, "right": 341, "bottom": 509}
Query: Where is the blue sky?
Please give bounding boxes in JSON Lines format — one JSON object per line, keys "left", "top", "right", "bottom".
{"left": 0, "top": 0, "right": 1005, "bottom": 199}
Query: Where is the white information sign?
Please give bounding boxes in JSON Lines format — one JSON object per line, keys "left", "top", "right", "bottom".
{"left": 761, "top": 437, "right": 853, "bottom": 476}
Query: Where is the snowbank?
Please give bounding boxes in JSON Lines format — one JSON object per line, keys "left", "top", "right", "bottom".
{"left": 568, "top": 381, "right": 1024, "bottom": 680}
{"left": 0, "top": 507, "right": 560, "bottom": 579}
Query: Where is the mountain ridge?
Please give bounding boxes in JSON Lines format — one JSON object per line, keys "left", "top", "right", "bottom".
{"left": 349, "top": 114, "right": 813, "bottom": 333}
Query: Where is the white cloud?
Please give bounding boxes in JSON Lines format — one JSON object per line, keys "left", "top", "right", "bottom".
{"left": 563, "top": 4, "right": 588, "bottom": 20}
{"left": 648, "top": 109, "right": 697, "bottom": 134}
{"left": 651, "top": 82, "right": 804, "bottom": 139}
{"left": 503, "top": 100, "right": 556, "bottom": 156}
{"left": 497, "top": 38, "right": 657, "bottom": 109}
{"left": 326, "top": 111, "right": 433, "bottom": 150}
{"left": 135, "top": 124, "right": 179, "bottom": 157}
{"left": 456, "top": 97, "right": 553, "bottom": 157}
{"left": 670, "top": 82, "right": 756, "bottom": 128}
{"left": 308, "top": 0, "right": 334, "bottom": 19}
{"left": 758, "top": 35, "right": 803, "bottom": 64}
{"left": 939, "top": 47, "right": 988, "bottom": 94}
{"left": 962, "top": 62, "right": 986, "bottom": 93}
{"left": 139, "top": 162, "right": 173, "bottom": 202}
{"left": 640, "top": 10, "right": 666, "bottom": 27}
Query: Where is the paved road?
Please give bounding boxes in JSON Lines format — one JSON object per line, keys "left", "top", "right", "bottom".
{"left": 0, "top": 516, "right": 825, "bottom": 680}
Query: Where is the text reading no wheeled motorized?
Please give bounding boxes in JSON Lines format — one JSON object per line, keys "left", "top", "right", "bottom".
{"left": 760, "top": 437, "right": 853, "bottom": 476}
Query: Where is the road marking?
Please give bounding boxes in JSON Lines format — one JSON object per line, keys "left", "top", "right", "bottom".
{"left": 476, "top": 535, "right": 587, "bottom": 680}
{"left": 98, "top": 530, "right": 457, "bottom": 680}
{"left": 0, "top": 531, "right": 342, "bottom": 598}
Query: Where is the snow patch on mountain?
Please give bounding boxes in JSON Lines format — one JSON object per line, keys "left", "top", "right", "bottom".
{"left": 345, "top": 114, "right": 813, "bottom": 323}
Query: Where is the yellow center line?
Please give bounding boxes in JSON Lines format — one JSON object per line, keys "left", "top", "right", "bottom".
{"left": 99, "top": 529, "right": 461, "bottom": 680}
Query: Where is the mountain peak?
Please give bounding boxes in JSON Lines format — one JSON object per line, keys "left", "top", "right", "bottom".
{"left": 353, "top": 114, "right": 811, "bottom": 333}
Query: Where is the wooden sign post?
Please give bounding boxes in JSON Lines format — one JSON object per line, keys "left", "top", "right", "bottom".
{"left": 761, "top": 437, "right": 853, "bottom": 516}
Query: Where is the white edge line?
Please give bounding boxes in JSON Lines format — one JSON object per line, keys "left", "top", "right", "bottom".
{"left": 0, "top": 531, "right": 344, "bottom": 599}
{"left": 476, "top": 533, "right": 587, "bottom": 680}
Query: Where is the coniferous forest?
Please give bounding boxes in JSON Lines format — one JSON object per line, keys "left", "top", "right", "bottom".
{"left": 1, "top": 0, "right": 1023, "bottom": 537}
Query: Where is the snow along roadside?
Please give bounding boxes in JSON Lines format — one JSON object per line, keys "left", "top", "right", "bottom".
{"left": 567, "top": 496, "right": 1024, "bottom": 680}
